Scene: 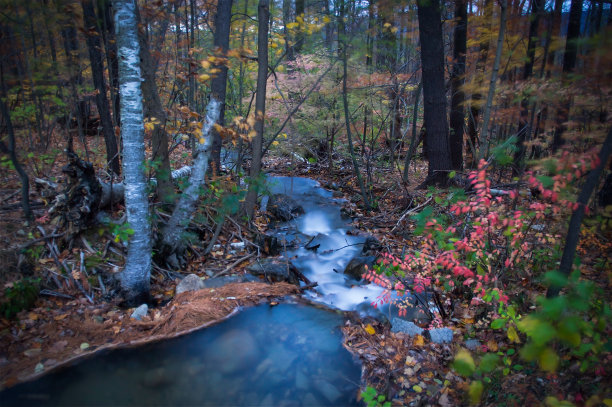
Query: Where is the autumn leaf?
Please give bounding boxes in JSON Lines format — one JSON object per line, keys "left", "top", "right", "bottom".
{"left": 507, "top": 325, "right": 521, "bottom": 343}
{"left": 414, "top": 335, "right": 425, "bottom": 347}
{"left": 364, "top": 324, "right": 375, "bottom": 335}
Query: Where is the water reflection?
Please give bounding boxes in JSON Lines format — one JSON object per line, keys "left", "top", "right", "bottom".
{"left": 1, "top": 304, "right": 361, "bottom": 406}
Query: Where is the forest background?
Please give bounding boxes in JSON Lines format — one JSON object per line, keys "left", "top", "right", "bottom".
{"left": 0, "top": 0, "right": 611, "bottom": 405}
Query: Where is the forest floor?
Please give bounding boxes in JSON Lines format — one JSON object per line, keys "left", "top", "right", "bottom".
{"left": 0, "top": 144, "right": 611, "bottom": 405}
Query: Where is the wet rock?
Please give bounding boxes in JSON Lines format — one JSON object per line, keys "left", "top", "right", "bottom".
{"left": 391, "top": 318, "right": 424, "bottom": 336}
{"left": 267, "top": 194, "right": 305, "bottom": 222}
{"left": 427, "top": 327, "right": 454, "bottom": 344}
{"left": 268, "top": 344, "right": 297, "bottom": 374}
{"left": 255, "top": 233, "right": 281, "bottom": 255}
{"left": 130, "top": 304, "right": 148, "bottom": 320}
{"left": 246, "top": 258, "right": 302, "bottom": 285}
{"left": 315, "top": 379, "right": 342, "bottom": 403}
{"left": 355, "top": 303, "right": 389, "bottom": 325}
{"left": 343, "top": 256, "right": 376, "bottom": 281}
{"left": 201, "top": 274, "right": 259, "bottom": 288}
{"left": 362, "top": 236, "right": 382, "bottom": 254}
{"left": 295, "top": 370, "right": 308, "bottom": 390}
{"left": 302, "top": 393, "right": 320, "bottom": 406}
{"left": 176, "top": 274, "right": 205, "bottom": 294}
{"left": 465, "top": 339, "right": 481, "bottom": 350}
{"left": 205, "top": 329, "right": 258, "bottom": 375}
{"left": 142, "top": 367, "right": 172, "bottom": 388}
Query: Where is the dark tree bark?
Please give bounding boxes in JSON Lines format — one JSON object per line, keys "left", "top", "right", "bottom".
{"left": 552, "top": 0, "right": 583, "bottom": 151}
{"left": 449, "top": 0, "right": 467, "bottom": 171}
{"left": 417, "top": 0, "right": 453, "bottom": 185}
{"left": 244, "top": 0, "right": 270, "bottom": 219}
{"left": 210, "top": 0, "right": 234, "bottom": 175}
{"left": 82, "top": 0, "right": 121, "bottom": 175}
{"left": 547, "top": 127, "right": 612, "bottom": 298}
{"left": 135, "top": 5, "right": 174, "bottom": 204}
{"left": 0, "top": 98, "right": 32, "bottom": 220}
{"left": 294, "top": 0, "right": 305, "bottom": 55}
{"left": 514, "top": 0, "right": 544, "bottom": 175}
{"left": 98, "top": 0, "right": 121, "bottom": 128}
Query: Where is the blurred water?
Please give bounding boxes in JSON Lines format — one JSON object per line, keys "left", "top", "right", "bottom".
{"left": 0, "top": 304, "right": 361, "bottom": 406}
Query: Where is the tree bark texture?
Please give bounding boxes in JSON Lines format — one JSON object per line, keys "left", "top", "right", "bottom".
{"left": 161, "top": 99, "right": 221, "bottom": 263}
{"left": 450, "top": 0, "right": 467, "bottom": 171}
{"left": 244, "top": 0, "right": 269, "bottom": 220}
{"left": 479, "top": 0, "right": 507, "bottom": 159}
{"left": 115, "top": 0, "right": 152, "bottom": 304}
{"left": 417, "top": 0, "right": 453, "bottom": 185}
{"left": 210, "top": 0, "right": 234, "bottom": 175}
{"left": 136, "top": 8, "right": 173, "bottom": 204}
{"left": 82, "top": 0, "right": 121, "bottom": 175}
{"left": 547, "top": 127, "right": 612, "bottom": 297}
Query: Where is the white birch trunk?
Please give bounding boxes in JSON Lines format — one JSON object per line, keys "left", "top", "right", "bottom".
{"left": 161, "top": 98, "right": 221, "bottom": 255}
{"left": 115, "top": 0, "right": 152, "bottom": 303}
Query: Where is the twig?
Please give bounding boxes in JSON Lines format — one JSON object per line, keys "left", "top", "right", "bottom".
{"left": 39, "top": 289, "right": 74, "bottom": 300}
{"left": 212, "top": 252, "right": 256, "bottom": 278}
{"left": 391, "top": 196, "right": 433, "bottom": 233}
{"left": 19, "top": 233, "right": 65, "bottom": 250}
{"left": 204, "top": 217, "right": 225, "bottom": 255}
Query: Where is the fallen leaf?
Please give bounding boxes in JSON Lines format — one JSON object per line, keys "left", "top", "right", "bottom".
{"left": 23, "top": 348, "right": 42, "bottom": 357}
{"left": 80, "top": 342, "right": 90, "bottom": 350}
{"left": 414, "top": 334, "right": 425, "bottom": 346}
{"left": 34, "top": 363, "right": 44, "bottom": 373}
{"left": 486, "top": 339, "right": 498, "bottom": 352}
{"left": 364, "top": 324, "right": 376, "bottom": 335}
{"left": 28, "top": 312, "right": 38, "bottom": 321}
{"left": 54, "top": 314, "right": 68, "bottom": 321}
{"left": 413, "top": 384, "right": 423, "bottom": 393}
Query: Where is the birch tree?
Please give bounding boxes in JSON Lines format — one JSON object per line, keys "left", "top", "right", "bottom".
{"left": 115, "top": 0, "right": 152, "bottom": 304}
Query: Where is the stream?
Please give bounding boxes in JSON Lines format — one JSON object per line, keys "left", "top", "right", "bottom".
{"left": 1, "top": 176, "right": 389, "bottom": 406}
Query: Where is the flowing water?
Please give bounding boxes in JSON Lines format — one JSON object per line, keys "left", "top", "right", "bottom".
{"left": 1, "top": 176, "right": 389, "bottom": 406}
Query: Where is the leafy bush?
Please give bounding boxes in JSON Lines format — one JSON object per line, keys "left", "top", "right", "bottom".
{"left": 0, "top": 278, "right": 40, "bottom": 319}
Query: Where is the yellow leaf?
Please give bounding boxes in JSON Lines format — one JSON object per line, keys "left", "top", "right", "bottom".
{"left": 468, "top": 380, "right": 484, "bottom": 405}
{"left": 414, "top": 335, "right": 425, "bottom": 347}
{"left": 507, "top": 325, "right": 521, "bottom": 343}
{"left": 323, "top": 16, "right": 331, "bottom": 23}
{"left": 602, "top": 399, "right": 612, "bottom": 407}
{"left": 413, "top": 385, "right": 423, "bottom": 393}
{"left": 364, "top": 324, "right": 375, "bottom": 335}
{"left": 200, "top": 60, "right": 210, "bottom": 69}
{"left": 539, "top": 347, "right": 559, "bottom": 372}
{"left": 28, "top": 312, "right": 38, "bottom": 321}
{"left": 54, "top": 314, "right": 68, "bottom": 321}
{"left": 198, "top": 74, "right": 210, "bottom": 81}
{"left": 199, "top": 138, "right": 206, "bottom": 144}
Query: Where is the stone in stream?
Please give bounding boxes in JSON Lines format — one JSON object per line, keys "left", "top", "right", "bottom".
{"left": 130, "top": 304, "right": 148, "bottom": 320}
{"left": 246, "top": 258, "right": 303, "bottom": 285}
{"left": 204, "top": 329, "right": 258, "bottom": 375}
{"left": 427, "top": 327, "right": 454, "bottom": 344}
{"left": 343, "top": 255, "right": 377, "bottom": 281}
{"left": 314, "top": 379, "right": 343, "bottom": 403}
{"left": 175, "top": 273, "right": 205, "bottom": 294}
{"left": 362, "top": 236, "right": 382, "bottom": 254}
{"left": 390, "top": 317, "right": 424, "bottom": 336}
{"left": 142, "top": 367, "right": 173, "bottom": 388}
{"left": 267, "top": 194, "right": 305, "bottom": 222}
{"left": 200, "top": 274, "right": 259, "bottom": 288}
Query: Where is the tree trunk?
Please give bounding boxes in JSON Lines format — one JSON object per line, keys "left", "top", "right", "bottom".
{"left": 244, "top": 0, "right": 270, "bottom": 220}
{"left": 136, "top": 6, "right": 174, "bottom": 204}
{"left": 210, "top": 0, "right": 234, "bottom": 175}
{"left": 552, "top": 0, "right": 583, "bottom": 151}
{"left": 339, "top": 0, "right": 371, "bottom": 208}
{"left": 514, "top": 0, "right": 543, "bottom": 176}
{"left": 82, "top": 0, "right": 121, "bottom": 175}
{"left": 161, "top": 99, "right": 221, "bottom": 266}
{"left": 114, "top": 0, "right": 152, "bottom": 305}
{"left": 450, "top": 0, "right": 467, "bottom": 171}
{"left": 403, "top": 81, "right": 422, "bottom": 181}
{"left": 0, "top": 97, "right": 32, "bottom": 220}
{"left": 417, "top": 0, "right": 453, "bottom": 186}
{"left": 479, "top": 0, "right": 507, "bottom": 159}
{"left": 547, "top": 127, "right": 612, "bottom": 298}
{"left": 98, "top": 0, "right": 121, "bottom": 128}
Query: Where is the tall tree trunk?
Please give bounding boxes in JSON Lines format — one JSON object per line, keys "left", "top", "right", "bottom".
{"left": 0, "top": 97, "right": 32, "bottom": 220}
{"left": 82, "top": 0, "right": 121, "bottom": 175}
{"left": 294, "top": 0, "right": 305, "bottom": 55}
{"left": 552, "top": 0, "right": 583, "bottom": 151}
{"left": 514, "top": 0, "right": 543, "bottom": 175}
{"left": 547, "top": 127, "right": 612, "bottom": 298}
{"left": 479, "top": 0, "right": 507, "bottom": 159}
{"left": 417, "top": 0, "right": 453, "bottom": 185}
{"left": 98, "top": 0, "right": 121, "bottom": 128}
{"left": 339, "top": 0, "right": 371, "bottom": 208}
{"left": 403, "top": 80, "right": 422, "bottom": 181}
{"left": 114, "top": 0, "right": 152, "bottom": 305}
{"left": 450, "top": 0, "right": 467, "bottom": 171}
{"left": 210, "top": 0, "right": 234, "bottom": 175}
{"left": 135, "top": 7, "right": 174, "bottom": 204}
{"left": 244, "top": 0, "right": 270, "bottom": 220}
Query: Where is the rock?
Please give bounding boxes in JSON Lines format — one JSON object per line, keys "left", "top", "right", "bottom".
{"left": 260, "top": 195, "right": 269, "bottom": 212}
{"left": 343, "top": 256, "right": 376, "bottom": 281}
{"left": 355, "top": 302, "right": 389, "bottom": 325}
{"left": 267, "top": 194, "right": 305, "bottom": 222}
{"left": 315, "top": 379, "right": 342, "bottom": 403}
{"left": 205, "top": 329, "right": 258, "bottom": 375}
{"left": 175, "top": 273, "right": 205, "bottom": 294}
{"left": 130, "top": 304, "right": 148, "bottom": 320}
{"left": 427, "top": 327, "right": 454, "bottom": 344}
{"left": 465, "top": 339, "right": 481, "bottom": 350}
{"left": 246, "top": 258, "right": 302, "bottom": 285}
{"left": 255, "top": 233, "right": 281, "bottom": 255}
{"left": 362, "top": 236, "right": 382, "bottom": 254}
{"left": 391, "top": 318, "right": 424, "bottom": 336}
{"left": 142, "top": 367, "right": 172, "bottom": 388}
{"left": 295, "top": 370, "right": 308, "bottom": 390}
